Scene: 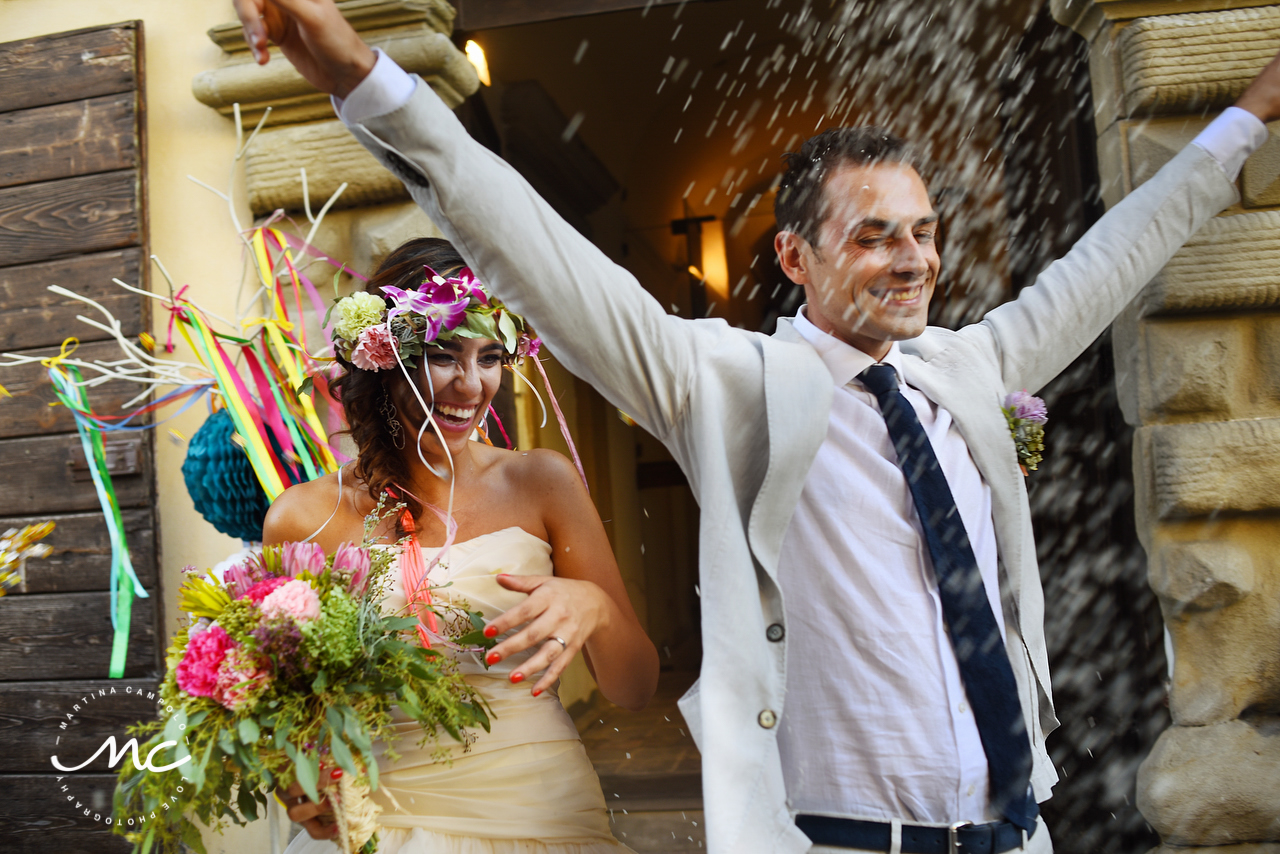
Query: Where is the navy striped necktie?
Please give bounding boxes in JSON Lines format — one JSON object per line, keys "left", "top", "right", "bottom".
{"left": 858, "top": 362, "right": 1037, "bottom": 833}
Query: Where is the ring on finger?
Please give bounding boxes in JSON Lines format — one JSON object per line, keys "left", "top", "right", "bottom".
{"left": 549, "top": 636, "right": 568, "bottom": 652}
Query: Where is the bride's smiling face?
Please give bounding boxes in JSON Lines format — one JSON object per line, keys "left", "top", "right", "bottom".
{"left": 392, "top": 336, "right": 505, "bottom": 454}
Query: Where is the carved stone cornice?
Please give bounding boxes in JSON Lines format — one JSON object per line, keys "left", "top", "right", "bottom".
{"left": 1052, "top": 0, "right": 1279, "bottom": 38}
{"left": 192, "top": 0, "right": 477, "bottom": 128}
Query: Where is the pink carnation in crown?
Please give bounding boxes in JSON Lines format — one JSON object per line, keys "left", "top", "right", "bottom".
{"left": 260, "top": 579, "right": 321, "bottom": 621}
{"left": 175, "top": 625, "right": 234, "bottom": 698}
{"left": 351, "top": 325, "right": 400, "bottom": 371}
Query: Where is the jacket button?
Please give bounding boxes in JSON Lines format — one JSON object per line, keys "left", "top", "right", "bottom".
{"left": 766, "top": 623, "right": 785, "bottom": 642}
{"left": 758, "top": 709, "right": 778, "bottom": 729}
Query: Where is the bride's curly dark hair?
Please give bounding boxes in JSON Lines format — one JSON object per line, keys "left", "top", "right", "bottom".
{"left": 331, "top": 237, "right": 468, "bottom": 532}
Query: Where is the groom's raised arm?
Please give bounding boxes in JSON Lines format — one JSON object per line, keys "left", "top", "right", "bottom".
{"left": 971, "top": 50, "right": 1280, "bottom": 396}
{"left": 350, "top": 80, "right": 703, "bottom": 438}
{"left": 236, "top": 0, "right": 702, "bottom": 440}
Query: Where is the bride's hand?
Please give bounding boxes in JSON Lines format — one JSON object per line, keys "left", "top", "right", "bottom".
{"left": 276, "top": 782, "right": 338, "bottom": 840}
{"left": 482, "top": 574, "right": 614, "bottom": 697}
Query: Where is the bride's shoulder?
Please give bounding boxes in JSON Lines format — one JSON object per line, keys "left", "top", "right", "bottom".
{"left": 482, "top": 445, "right": 586, "bottom": 497}
{"left": 262, "top": 470, "right": 347, "bottom": 544}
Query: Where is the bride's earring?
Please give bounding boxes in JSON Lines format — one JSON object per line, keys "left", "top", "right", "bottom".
{"left": 381, "top": 390, "right": 406, "bottom": 450}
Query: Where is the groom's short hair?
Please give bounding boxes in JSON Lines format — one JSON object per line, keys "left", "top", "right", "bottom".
{"left": 775, "top": 127, "right": 919, "bottom": 247}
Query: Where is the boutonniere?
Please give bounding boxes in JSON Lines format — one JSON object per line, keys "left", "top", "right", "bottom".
{"left": 1002, "top": 391, "right": 1047, "bottom": 475}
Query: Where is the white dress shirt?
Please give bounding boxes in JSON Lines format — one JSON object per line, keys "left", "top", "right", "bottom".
{"left": 777, "top": 313, "right": 1004, "bottom": 824}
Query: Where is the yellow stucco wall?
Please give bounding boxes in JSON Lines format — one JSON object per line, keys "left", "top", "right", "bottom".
{"left": 0, "top": 1, "right": 279, "bottom": 849}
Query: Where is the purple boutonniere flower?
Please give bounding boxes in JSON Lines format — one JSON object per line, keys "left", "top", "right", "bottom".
{"left": 1002, "top": 391, "right": 1047, "bottom": 474}
{"left": 1005, "top": 390, "right": 1048, "bottom": 425}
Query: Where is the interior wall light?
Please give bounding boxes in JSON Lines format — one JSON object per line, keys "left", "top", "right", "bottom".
{"left": 465, "top": 40, "right": 491, "bottom": 87}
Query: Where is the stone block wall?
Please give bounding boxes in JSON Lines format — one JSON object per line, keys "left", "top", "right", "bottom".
{"left": 1052, "top": 0, "right": 1280, "bottom": 848}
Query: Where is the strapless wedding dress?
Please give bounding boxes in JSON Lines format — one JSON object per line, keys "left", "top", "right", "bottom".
{"left": 282, "top": 527, "right": 628, "bottom": 854}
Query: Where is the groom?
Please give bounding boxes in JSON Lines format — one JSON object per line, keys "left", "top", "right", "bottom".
{"left": 234, "top": 2, "right": 1280, "bottom": 851}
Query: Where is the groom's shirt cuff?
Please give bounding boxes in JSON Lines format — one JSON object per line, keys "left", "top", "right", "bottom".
{"left": 332, "top": 48, "right": 418, "bottom": 126}
{"left": 1192, "top": 105, "right": 1268, "bottom": 181}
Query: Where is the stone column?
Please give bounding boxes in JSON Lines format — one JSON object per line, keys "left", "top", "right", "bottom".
{"left": 1051, "top": 0, "right": 1280, "bottom": 849}
{"left": 191, "top": 0, "right": 478, "bottom": 226}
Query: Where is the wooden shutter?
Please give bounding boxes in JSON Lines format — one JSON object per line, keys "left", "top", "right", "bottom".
{"left": 0, "top": 23, "right": 160, "bottom": 854}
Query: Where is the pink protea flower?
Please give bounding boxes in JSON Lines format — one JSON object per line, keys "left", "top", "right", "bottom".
{"left": 351, "top": 325, "right": 400, "bottom": 371}
{"left": 332, "top": 543, "right": 371, "bottom": 595}
{"left": 213, "top": 646, "right": 269, "bottom": 711}
{"left": 1004, "top": 390, "right": 1048, "bottom": 424}
{"left": 223, "top": 551, "right": 270, "bottom": 599}
{"left": 175, "top": 626, "right": 234, "bottom": 698}
{"left": 240, "top": 575, "right": 290, "bottom": 605}
{"left": 282, "top": 541, "right": 326, "bottom": 578}
{"left": 260, "top": 579, "right": 321, "bottom": 621}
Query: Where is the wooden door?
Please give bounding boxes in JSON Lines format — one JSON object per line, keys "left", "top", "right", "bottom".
{"left": 0, "top": 22, "right": 161, "bottom": 854}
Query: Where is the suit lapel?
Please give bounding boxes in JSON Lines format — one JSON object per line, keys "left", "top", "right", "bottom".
{"left": 747, "top": 320, "right": 832, "bottom": 580}
{"left": 899, "top": 352, "right": 1028, "bottom": 614}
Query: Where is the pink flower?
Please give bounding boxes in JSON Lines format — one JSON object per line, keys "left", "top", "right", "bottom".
{"left": 260, "top": 579, "right": 321, "bottom": 621}
{"left": 175, "top": 626, "right": 234, "bottom": 698}
{"left": 332, "top": 543, "right": 371, "bottom": 595}
{"left": 351, "top": 325, "right": 400, "bottom": 371}
{"left": 451, "top": 267, "right": 489, "bottom": 305}
{"left": 213, "top": 646, "right": 269, "bottom": 711}
{"left": 1004, "top": 390, "right": 1048, "bottom": 425}
{"left": 517, "top": 335, "right": 541, "bottom": 359}
{"left": 282, "top": 541, "right": 326, "bottom": 577}
{"left": 240, "top": 576, "right": 290, "bottom": 604}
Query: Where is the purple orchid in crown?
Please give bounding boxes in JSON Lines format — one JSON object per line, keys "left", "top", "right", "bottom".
{"left": 382, "top": 280, "right": 470, "bottom": 340}
{"left": 449, "top": 267, "right": 489, "bottom": 305}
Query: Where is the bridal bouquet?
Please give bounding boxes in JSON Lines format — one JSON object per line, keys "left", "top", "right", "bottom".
{"left": 113, "top": 506, "right": 492, "bottom": 854}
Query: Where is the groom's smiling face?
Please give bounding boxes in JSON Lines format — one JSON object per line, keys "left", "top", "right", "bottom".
{"left": 776, "top": 161, "right": 939, "bottom": 361}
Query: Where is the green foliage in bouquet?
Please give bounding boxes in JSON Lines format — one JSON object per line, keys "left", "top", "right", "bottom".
{"left": 114, "top": 502, "right": 491, "bottom": 854}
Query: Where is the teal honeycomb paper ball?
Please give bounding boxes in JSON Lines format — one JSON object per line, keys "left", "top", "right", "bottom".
{"left": 181, "top": 409, "right": 271, "bottom": 542}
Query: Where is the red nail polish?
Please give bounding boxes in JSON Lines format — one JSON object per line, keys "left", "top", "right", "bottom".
{"left": 330, "top": 769, "right": 343, "bottom": 780}
{"left": 483, "top": 625, "right": 497, "bottom": 638}
{"left": 510, "top": 672, "right": 524, "bottom": 683}
{"left": 532, "top": 688, "right": 542, "bottom": 697}
{"left": 486, "top": 651, "right": 501, "bottom": 665}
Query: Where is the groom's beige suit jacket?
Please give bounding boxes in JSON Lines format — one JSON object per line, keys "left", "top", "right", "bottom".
{"left": 346, "top": 81, "right": 1237, "bottom": 853}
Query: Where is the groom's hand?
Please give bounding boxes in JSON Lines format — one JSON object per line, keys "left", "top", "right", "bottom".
{"left": 233, "top": 0, "right": 376, "bottom": 99}
{"left": 1236, "top": 46, "right": 1280, "bottom": 123}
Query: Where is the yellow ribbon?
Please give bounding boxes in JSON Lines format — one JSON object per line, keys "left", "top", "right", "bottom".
{"left": 41, "top": 337, "right": 80, "bottom": 369}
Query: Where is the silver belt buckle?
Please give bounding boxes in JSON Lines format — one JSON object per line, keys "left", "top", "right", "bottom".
{"left": 948, "top": 821, "right": 974, "bottom": 852}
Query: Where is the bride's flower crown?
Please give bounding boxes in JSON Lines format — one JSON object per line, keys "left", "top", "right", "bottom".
{"left": 329, "top": 266, "right": 535, "bottom": 372}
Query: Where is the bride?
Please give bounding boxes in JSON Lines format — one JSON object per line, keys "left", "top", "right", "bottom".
{"left": 263, "top": 237, "right": 659, "bottom": 853}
